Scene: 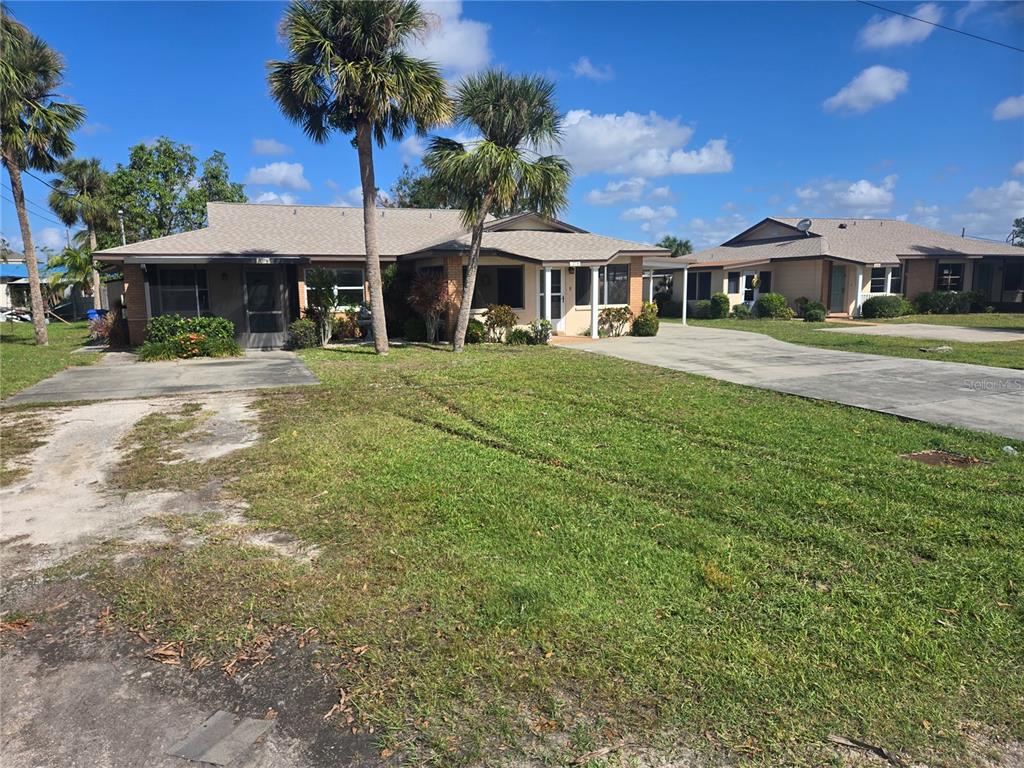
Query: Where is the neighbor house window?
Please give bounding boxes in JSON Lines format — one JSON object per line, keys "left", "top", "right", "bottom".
{"left": 149, "top": 266, "right": 210, "bottom": 317}
{"left": 870, "top": 267, "right": 887, "bottom": 293}
{"left": 727, "top": 271, "right": 740, "bottom": 293}
{"left": 758, "top": 271, "right": 772, "bottom": 294}
{"left": 936, "top": 263, "right": 964, "bottom": 292}
{"left": 687, "top": 271, "right": 712, "bottom": 301}
{"left": 576, "top": 264, "right": 630, "bottom": 306}
{"left": 306, "top": 267, "right": 364, "bottom": 306}
{"left": 464, "top": 265, "right": 525, "bottom": 309}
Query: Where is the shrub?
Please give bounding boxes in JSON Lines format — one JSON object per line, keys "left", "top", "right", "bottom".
{"left": 599, "top": 306, "right": 633, "bottom": 337}
{"left": 136, "top": 341, "right": 177, "bottom": 361}
{"left": 408, "top": 272, "right": 451, "bottom": 343}
{"left": 507, "top": 328, "right": 531, "bottom": 345}
{"left": 144, "top": 314, "right": 235, "bottom": 344}
{"left": 331, "top": 311, "right": 362, "bottom": 341}
{"left": 402, "top": 315, "right": 427, "bottom": 342}
{"left": 483, "top": 304, "right": 518, "bottom": 342}
{"left": 753, "top": 292, "right": 790, "bottom": 319}
{"left": 653, "top": 287, "right": 674, "bottom": 315}
{"left": 794, "top": 296, "right": 810, "bottom": 317}
{"left": 804, "top": 307, "right": 826, "bottom": 322}
{"left": 709, "top": 292, "right": 730, "bottom": 319}
{"left": 465, "top": 318, "right": 485, "bottom": 344}
{"left": 304, "top": 267, "right": 342, "bottom": 345}
{"left": 170, "top": 332, "right": 206, "bottom": 359}
{"left": 661, "top": 299, "right": 682, "bottom": 318}
{"left": 913, "top": 290, "right": 984, "bottom": 315}
{"left": 730, "top": 303, "right": 751, "bottom": 319}
{"left": 201, "top": 337, "right": 243, "bottom": 357}
{"left": 861, "top": 295, "right": 913, "bottom": 318}
{"left": 288, "top": 318, "right": 319, "bottom": 349}
{"left": 89, "top": 312, "right": 129, "bottom": 347}
{"left": 632, "top": 301, "right": 659, "bottom": 336}
{"left": 527, "top": 318, "right": 553, "bottom": 345}
{"left": 690, "top": 300, "right": 712, "bottom": 319}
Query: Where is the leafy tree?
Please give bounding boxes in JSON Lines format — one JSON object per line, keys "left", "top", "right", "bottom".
{"left": 268, "top": 0, "right": 452, "bottom": 355}
{"left": 407, "top": 271, "right": 451, "bottom": 343}
{"left": 388, "top": 163, "right": 454, "bottom": 209}
{"left": 424, "top": 71, "right": 571, "bottom": 352}
{"left": 1009, "top": 217, "right": 1024, "bottom": 247}
{"left": 656, "top": 235, "right": 693, "bottom": 257}
{"left": 46, "top": 243, "right": 94, "bottom": 303}
{"left": 48, "top": 157, "right": 111, "bottom": 309}
{"left": 1, "top": 9, "right": 85, "bottom": 345}
{"left": 102, "top": 138, "right": 245, "bottom": 248}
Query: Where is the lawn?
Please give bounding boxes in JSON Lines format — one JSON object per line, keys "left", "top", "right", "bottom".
{"left": 95, "top": 344, "right": 1024, "bottom": 766}
{"left": 0, "top": 320, "right": 98, "bottom": 399}
{"left": 675, "top": 314, "right": 1024, "bottom": 369}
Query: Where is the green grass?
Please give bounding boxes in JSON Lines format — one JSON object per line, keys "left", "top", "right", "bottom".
{"left": 675, "top": 315, "right": 1024, "bottom": 369}
{"left": 874, "top": 312, "right": 1024, "bottom": 328}
{"left": 0, "top": 320, "right": 98, "bottom": 399}
{"left": 99, "top": 346, "right": 1023, "bottom": 766}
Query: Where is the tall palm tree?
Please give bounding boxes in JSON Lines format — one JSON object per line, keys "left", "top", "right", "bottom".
{"left": 424, "top": 71, "right": 571, "bottom": 352}
{"left": 656, "top": 235, "right": 693, "bottom": 257}
{"left": 46, "top": 243, "right": 94, "bottom": 303}
{"left": 48, "top": 157, "right": 111, "bottom": 309}
{"left": 0, "top": 10, "right": 85, "bottom": 345}
{"left": 267, "top": 0, "right": 452, "bottom": 355}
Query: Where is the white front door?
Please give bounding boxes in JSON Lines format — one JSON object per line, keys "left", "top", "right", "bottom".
{"left": 538, "top": 268, "right": 565, "bottom": 331}
{"left": 741, "top": 271, "right": 757, "bottom": 306}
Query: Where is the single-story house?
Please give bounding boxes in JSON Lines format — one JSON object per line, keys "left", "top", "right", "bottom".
{"left": 653, "top": 217, "right": 1024, "bottom": 318}
{"left": 94, "top": 202, "right": 678, "bottom": 347}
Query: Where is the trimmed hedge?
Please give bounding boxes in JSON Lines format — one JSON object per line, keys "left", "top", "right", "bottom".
{"left": 753, "top": 293, "right": 792, "bottom": 319}
{"left": 288, "top": 318, "right": 319, "bottom": 349}
{"left": 862, "top": 295, "right": 913, "bottom": 318}
{"left": 632, "top": 302, "right": 659, "bottom": 337}
{"left": 145, "top": 314, "right": 234, "bottom": 344}
{"left": 730, "top": 303, "right": 751, "bottom": 319}
{"left": 138, "top": 333, "right": 242, "bottom": 361}
{"left": 913, "top": 290, "right": 985, "bottom": 315}
{"left": 709, "top": 292, "right": 730, "bottom": 319}
{"left": 803, "top": 301, "right": 826, "bottom": 323}
{"left": 691, "top": 300, "right": 712, "bottom": 319}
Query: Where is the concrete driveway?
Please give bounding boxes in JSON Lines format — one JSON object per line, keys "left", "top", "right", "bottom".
{"left": 4, "top": 350, "right": 318, "bottom": 406}
{"left": 574, "top": 324, "right": 1024, "bottom": 440}
{"left": 818, "top": 322, "right": 1024, "bottom": 343}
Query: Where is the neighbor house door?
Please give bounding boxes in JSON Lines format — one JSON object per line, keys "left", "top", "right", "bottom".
{"left": 538, "top": 268, "right": 564, "bottom": 331}
{"left": 244, "top": 267, "right": 287, "bottom": 348}
{"left": 741, "top": 272, "right": 757, "bottom": 305}
{"left": 829, "top": 264, "right": 847, "bottom": 314}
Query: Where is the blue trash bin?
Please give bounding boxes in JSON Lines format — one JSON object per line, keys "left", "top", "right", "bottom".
{"left": 86, "top": 309, "right": 100, "bottom": 321}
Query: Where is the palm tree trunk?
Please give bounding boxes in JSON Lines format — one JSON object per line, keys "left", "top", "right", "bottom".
{"left": 88, "top": 224, "right": 102, "bottom": 310}
{"left": 355, "top": 120, "right": 389, "bottom": 355}
{"left": 452, "top": 193, "right": 493, "bottom": 353}
{"left": 5, "top": 159, "right": 49, "bottom": 346}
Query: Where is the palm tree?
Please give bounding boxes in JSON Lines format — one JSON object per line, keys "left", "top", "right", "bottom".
{"left": 48, "top": 157, "right": 111, "bottom": 309}
{"left": 0, "top": 10, "right": 85, "bottom": 345}
{"left": 423, "top": 71, "right": 571, "bottom": 352}
{"left": 46, "top": 243, "right": 94, "bottom": 314}
{"left": 656, "top": 235, "right": 693, "bottom": 257}
{"left": 267, "top": 0, "right": 452, "bottom": 355}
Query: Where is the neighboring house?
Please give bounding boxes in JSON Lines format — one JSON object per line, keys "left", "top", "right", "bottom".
{"left": 660, "top": 217, "right": 1024, "bottom": 317}
{"left": 94, "top": 202, "right": 675, "bottom": 347}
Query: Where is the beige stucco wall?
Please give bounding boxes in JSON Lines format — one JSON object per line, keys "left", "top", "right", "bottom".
{"left": 773, "top": 261, "right": 823, "bottom": 307}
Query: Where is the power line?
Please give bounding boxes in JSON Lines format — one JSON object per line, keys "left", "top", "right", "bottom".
{"left": 0, "top": 191, "right": 67, "bottom": 228}
{"left": 856, "top": 1, "right": 1024, "bottom": 54}
{"left": 0, "top": 182, "right": 64, "bottom": 223}
{"left": 23, "top": 168, "right": 61, "bottom": 193}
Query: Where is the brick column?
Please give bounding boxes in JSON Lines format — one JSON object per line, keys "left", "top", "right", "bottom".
{"left": 443, "top": 253, "right": 463, "bottom": 340}
{"left": 628, "top": 254, "right": 644, "bottom": 317}
{"left": 122, "top": 262, "right": 148, "bottom": 346}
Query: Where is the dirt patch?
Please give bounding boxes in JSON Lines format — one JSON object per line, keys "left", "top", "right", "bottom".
{"left": 902, "top": 449, "right": 987, "bottom": 468}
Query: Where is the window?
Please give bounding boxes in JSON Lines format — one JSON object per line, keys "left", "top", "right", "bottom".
{"left": 936, "top": 263, "right": 964, "bottom": 292}
{"left": 306, "top": 267, "right": 364, "bottom": 306}
{"left": 758, "top": 271, "right": 772, "bottom": 294}
{"left": 577, "top": 265, "right": 631, "bottom": 305}
{"left": 465, "top": 265, "right": 525, "bottom": 308}
{"left": 727, "top": 271, "right": 740, "bottom": 293}
{"left": 149, "top": 267, "right": 209, "bottom": 317}
{"left": 870, "top": 267, "right": 887, "bottom": 293}
{"left": 1003, "top": 262, "right": 1024, "bottom": 292}
{"left": 889, "top": 266, "right": 902, "bottom": 294}
{"left": 687, "top": 271, "right": 712, "bottom": 301}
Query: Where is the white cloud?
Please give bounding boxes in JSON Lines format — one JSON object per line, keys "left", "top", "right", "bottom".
{"left": 824, "top": 66, "right": 909, "bottom": 114}
{"left": 858, "top": 2, "right": 942, "bottom": 47}
{"left": 794, "top": 175, "right": 899, "bottom": 215}
{"left": 620, "top": 205, "right": 678, "bottom": 234}
{"left": 993, "top": 94, "right": 1024, "bottom": 120}
{"left": 909, "top": 203, "right": 941, "bottom": 228}
{"left": 1013, "top": 160, "right": 1024, "bottom": 176}
{"left": 80, "top": 122, "right": 110, "bottom": 136}
{"left": 952, "top": 179, "right": 1024, "bottom": 239}
{"left": 553, "top": 110, "right": 732, "bottom": 176}
{"left": 244, "top": 162, "right": 310, "bottom": 190}
{"left": 571, "top": 56, "right": 614, "bottom": 82}
{"left": 954, "top": 0, "right": 985, "bottom": 27}
{"left": 688, "top": 214, "right": 751, "bottom": 247}
{"left": 324, "top": 179, "right": 340, "bottom": 191}
{"left": 585, "top": 177, "right": 646, "bottom": 205}
{"left": 332, "top": 186, "right": 364, "bottom": 207}
{"left": 649, "top": 185, "right": 673, "bottom": 200}
{"left": 251, "top": 138, "right": 292, "bottom": 156}
{"left": 400, "top": 135, "right": 426, "bottom": 163}
{"left": 253, "top": 191, "right": 299, "bottom": 205}
{"left": 36, "top": 227, "right": 64, "bottom": 252}
{"left": 406, "top": 1, "right": 491, "bottom": 76}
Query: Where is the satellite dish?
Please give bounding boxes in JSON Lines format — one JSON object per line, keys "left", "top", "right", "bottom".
{"left": 796, "top": 218, "right": 813, "bottom": 232}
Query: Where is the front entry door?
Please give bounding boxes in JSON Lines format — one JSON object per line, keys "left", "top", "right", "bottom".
{"left": 829, "top": 264, "right": 847, "bottom": 314}
{"left": 741, "top": 272, "right": 757, "bottom": 305}
{"left": 244, "top": 268, "right": 287, "bottom": 348}
{"left": 538, "top": 269, "right": 564, "bottom": 331}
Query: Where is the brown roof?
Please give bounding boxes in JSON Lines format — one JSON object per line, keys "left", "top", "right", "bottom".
{"left": 433, "top": 229, "right": 668, "bottom": 263}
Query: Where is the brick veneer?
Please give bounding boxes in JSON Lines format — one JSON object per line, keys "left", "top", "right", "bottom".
{"left": 122, "top": 262, "right": 147, "bottom": 346}
{"left": 443, "top": 253, "right": 463, "bottom": 338}
{"left": 628, "top": 254, "right": 644, "bottom": 317}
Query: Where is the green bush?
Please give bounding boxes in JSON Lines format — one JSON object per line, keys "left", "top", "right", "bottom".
{"left": 136, "top": 341, "right": 178, "bottom": 361}
{"left": 201, "top": 337, "right": 243, "bottom": 357}
{"left": 803, "top": 301, "right": 826, "bottom": 322}
{"left": 169, "top": 332, "right": 207, "bottom": 358}
{"left": 465, "top": 318, "right": 485, "bottom": 344}
{"left": 691, "top": 300, "right": 712, "bottom": 319}
{"left": 913, "top": 290, "right": 984, "bottom": 315}
{"left": 527, "top": 318, "right": 553, "bottom": 345}
{"left": 599, "top": 306, "right": 633, "bottom": 337}
{"left": 632, "top": 301, "right": 659, "bottom": 336}
{"left": 661, "top": 299, "right": 682, "bottom": 317}
{"left": 709, "top": 292, "right": 730, "bottom": 319}
{"left": 144, "top": 314, "right": 234, "bottom": 344}
{"left": 288, "top": 318, "right": 319, "bottom": 349}
{"left": 753, "top": 292, "right": 790, "bottom": 319}
{"left": 861, "top": 295, "right": 913, "bottom": 318}
{"left": 402, "top": 315, "right": 427, "bottom": 342}
{"left": 137, "top": 331, "right": 243, "bottom": 360}
{"left": 730, "top": 303, "right": 752, "bottom": 319}
{"left": 507, "top": 328, "right": 531, "bottom": 345}
{"left": 794, "top": 296, "right": 810, "bottom": 317}
{"left": 483, "top": 304, "right": 518, "bottom": 342}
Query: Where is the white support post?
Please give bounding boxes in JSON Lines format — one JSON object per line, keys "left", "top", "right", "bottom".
{"left": 681, "top": 266, "right": 689, "bottom": 325}
{"left": 884, "top": 267, "right": 892, "bottom": 295}
{"left": 646, "top": 270, "right": 655, "bottom": 302}
{"left": 543, "top": 267, "right": 552, "bottom": 322}
{"left": 590, "top": 266, "right": 600, "bottom": 339}
{"left": 855, "top": 266, "right": 864, "bottom": 317}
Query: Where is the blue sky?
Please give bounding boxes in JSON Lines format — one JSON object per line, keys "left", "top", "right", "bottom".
{"left": 2, "top": 0, "right": 1022, "bottom": 259}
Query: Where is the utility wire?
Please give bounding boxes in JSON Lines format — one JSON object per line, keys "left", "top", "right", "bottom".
{"left": 0, "top": 190, "right": 67, "bottom": 228}
{"left": 0, "top": 182, "right": 65, "bottom": 223}
{"left": 22, "top": 168, "right": 61, "bottom": 193}
{"left": 856, "top": 1, "right": 1024, "bottom": 54}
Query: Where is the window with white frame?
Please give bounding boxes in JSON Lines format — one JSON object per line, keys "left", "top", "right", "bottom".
{"left": 870, "top": 266, "right": 903, "bottom": 294}
{"left": 889, "top": 265, "right": 902, "bottom": 294}
{"left": 306, "top": 267, "right": 364, "bottom": 307}
{"left": 870, "top": 267, "right": 887, "bottom": 293}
